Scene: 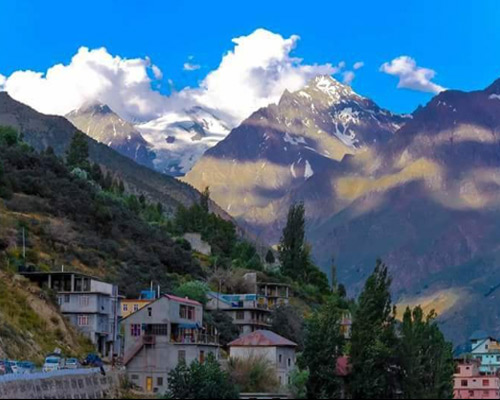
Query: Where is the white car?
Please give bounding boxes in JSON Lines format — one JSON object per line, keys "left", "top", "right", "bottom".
{"left": 42, "top": 356, "right": 62, "bottom": 372}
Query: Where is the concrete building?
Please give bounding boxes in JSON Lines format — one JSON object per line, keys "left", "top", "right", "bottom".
{"left": 120, "top": 290, "right": 157, "bottom": 318}
{"left": 244, "top": 273, "right": 292, "bottom": 309}
{"left": 469, "top": 331, "right": 500, "bottom": 374}
{"left": 228, "top": 330, "right": 297, "bottom": 388}
{"left": 21, "top": 271, "right": 119, "bottom": 358}
{"left": 454, "top": 358, "right": 500, "bottom": 399}
{"left": 120, "top": 294, "right": 219, "bottom": 394}
{"left": 206, "top": 292, "right": 271, "bottom": 335}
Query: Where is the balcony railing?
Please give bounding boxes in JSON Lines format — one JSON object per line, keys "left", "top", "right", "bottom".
{"left": 171, "top": 333, "right": 218, "bottom": 345}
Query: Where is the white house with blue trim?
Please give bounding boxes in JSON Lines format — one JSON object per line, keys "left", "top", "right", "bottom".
{"left": 469, "top": 330, "right": 500, "bottom": 374}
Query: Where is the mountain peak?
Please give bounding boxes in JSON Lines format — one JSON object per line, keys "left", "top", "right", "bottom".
{"left": 486, "top": 77, "right": 500, "bottom": 94}
{"left": 71, "top": 101, "right": 113, "bottom": 117}
{"left": 299, "top": 74, "right": 361, "bottom": 103}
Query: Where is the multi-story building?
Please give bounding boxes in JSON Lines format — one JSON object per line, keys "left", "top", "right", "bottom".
{"left": 206, "top": 292, "right": 272, "bottom": 335}
{"left": 228, "top": 330, "right": 297, "bottom": 388}
{"left": 244, "top": 273, "right": 292, "bottom": 309}
{"left": 120, "top": 294, "right": 219, "bottom": 393}
{"left": 453, "top": 358, "right": 500, "bottom": 399}
{"left": 120, "top": 289, "right": 156, "bottom": 318}
{"left": 21, "top": 271, "right": 120, "bottom": 359}
{"left": 469, "top": 331, "right": 500, "bottom": 374}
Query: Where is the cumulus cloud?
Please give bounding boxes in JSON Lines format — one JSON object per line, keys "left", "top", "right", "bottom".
{"left": 353, "top": 61, "right": 364, "bottom": 70}
{"left": 380, "top": 56, "right": 446, "bottom": 94}
{"left": 0, "top": 28, "right": 341, "bottom": 126}
{"left": 183, "top": 62, "right": 201, "bottom": 71}
{"left": 342, "top": 71, "right": 355, "bottom": 85}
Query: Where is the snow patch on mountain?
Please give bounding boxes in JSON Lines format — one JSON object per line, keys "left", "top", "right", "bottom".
{"left": 490, "top": 94, "right": 500, "bottom": 100}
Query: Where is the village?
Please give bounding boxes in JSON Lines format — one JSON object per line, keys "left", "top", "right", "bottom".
{"left": 0, "top": 267, "right": 493, "bottom": 399}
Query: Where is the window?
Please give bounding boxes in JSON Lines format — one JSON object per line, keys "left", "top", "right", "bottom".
{"left": 288, "top": 376, "right": 291, "bottom": 385}
{"left": 178, "top": 350, "right": 186, "bottom": 363}
{"left": 146, "top": 324, "right": 168, "bottom": 336}
{"left": 131, "top": 375, "right": 139, "bottom": 380}
{"left": 279, "top": 354, "right": 282, "bottom": 363}
{"left": 148, "top": 307, "right": 152, "bottom": 317}
{"left": 131, "top": 324, "right": 141, "bottom": 337}
{"left": 236, "top": 311, "right": 245, "bottom": 320}
{"left": 461, "top": 380, "right": 468, "bottom": 387}
{"left": 483, "top": 379, "right": 490, "bottom": 387}
{"left": 179, "top": 305, "right": 195, "bottom": 320}
{"left": 134, "top": 304, "right": 139, "bottom": 312}
{"left": 77, "top": 315, "right": 89, "bottom": 326}
{"left": 79, "top": 295, "right": 90, "bottom": 307}
{"left": 123, "top": 304, "right": 128, "bottom": 312}
{"left": 64, "top": 294, "right": 70, "bottom": 303}
{"left": 157, "top": 377, "right": 163, "bottom": 386}
{"left": 288, "top": 358, "right": 291, "bottom": 367}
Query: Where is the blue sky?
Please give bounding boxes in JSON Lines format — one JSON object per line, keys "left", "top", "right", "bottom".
{"left": 1, "top": 0, "right": 499, "bottom": 116}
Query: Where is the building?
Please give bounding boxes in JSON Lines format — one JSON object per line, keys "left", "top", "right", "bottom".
{"left": 228, "top": 330, "right": 297, "bottom": 388}
{"left": 206, "top": 292, "right": 272, "bottom": 335}
{"left": 120, "top": 294, "right": 219, "bottom": 393}
{"left": 21, "top": 271, "right": 119, "bottom": 358}
{"left": 244, "top": 273, "right": 292, "bottom": 309}
{"left": 340, "top": 311, "right": 352, "bottom": 339}
{"left": 120, "top": 290, "right": 157, "bottom": 318}
{"left": 454, "top": 358, "right": 500, "bottom": 399}
{"left": 469, "top": 331, "right": 500, "bottom": 374}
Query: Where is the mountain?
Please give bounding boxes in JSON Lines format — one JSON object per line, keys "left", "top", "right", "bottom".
{"left": 184, "top": 75, "right": 409, "bottom": 241}
{"left": 66, "top": 102, "right": 156, "bottom": 169}
{"left": 0, "top": 92, "right": 202, "bottom": 213}
{"left": 185, "top": 75, "right": 500, "bottom": 343}
{"left": 136, "top": 106, "right": 230, "bottom": 176}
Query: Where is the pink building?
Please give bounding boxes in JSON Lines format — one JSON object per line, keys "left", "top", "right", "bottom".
{"left": 454, "top": 359, "right": 500, "bottom": 399}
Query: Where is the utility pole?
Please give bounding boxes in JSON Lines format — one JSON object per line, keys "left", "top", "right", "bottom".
{"left": 22, "top": 227, "right": 26, "bottom": 260}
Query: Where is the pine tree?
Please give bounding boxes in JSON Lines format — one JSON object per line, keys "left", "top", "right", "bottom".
{"left": 66, "top": 131, "right": 90, "bottom": 171}
{"left": 265, "top": 249, "right": 275, "bottom": 264}
{"left": 278, "top": 202, "right": 308, "bottom": 280}
{"left": 350, "top": 259, "right": 399, "bottom": 398}
{"left": 398, "top": 306, "right": 454, "bottom": 399}
{"left": 301, "top": 295, "right": 346, "bottom": 398}
{"left": 200, "top": 186, "right": 210, "bottom": 212}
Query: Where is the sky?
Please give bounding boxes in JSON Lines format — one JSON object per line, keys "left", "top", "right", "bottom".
{"left": 0, "top": 0, "right": 499, "bottom": 125}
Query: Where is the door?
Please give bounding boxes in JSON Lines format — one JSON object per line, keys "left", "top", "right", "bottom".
{"left": 146, "top": 377, "right": 153, "bottom": 392}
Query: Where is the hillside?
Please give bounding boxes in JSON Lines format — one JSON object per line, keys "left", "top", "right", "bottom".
{"left": 185, "top": 76, "right": 500, "bottom": 343}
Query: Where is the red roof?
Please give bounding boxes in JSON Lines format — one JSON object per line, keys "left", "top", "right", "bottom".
{"left": 335, "top": 356, "right": 351, "bottom": 377}
{"left": 228, "top": 330, "right": 297, "bottom": 347}
{"left": 164, "top": 294, "right": 201, "bottom": 306}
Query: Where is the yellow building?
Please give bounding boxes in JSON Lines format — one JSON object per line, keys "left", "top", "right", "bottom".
{"left": 120, "top": 299, "right": 153, "bottom": 318}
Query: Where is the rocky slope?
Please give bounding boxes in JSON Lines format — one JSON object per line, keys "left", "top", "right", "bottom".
{"left": 66, "top": 102, "right": 156, "bottom": 169}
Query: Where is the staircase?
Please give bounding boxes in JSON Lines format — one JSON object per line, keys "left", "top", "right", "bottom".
{"left": 123, "top": 335, "right": 156, "bottom": 366}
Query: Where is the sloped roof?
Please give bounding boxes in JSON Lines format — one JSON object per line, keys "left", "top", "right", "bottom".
{"left": 228, "top": 330, "right": 297, "bottom": 347}
{"left": 164, "top": 294, "right": 201, "bottom": 306}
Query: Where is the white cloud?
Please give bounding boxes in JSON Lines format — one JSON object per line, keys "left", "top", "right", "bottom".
{"left": 353, "top": 61, "right": 364, "bottom": 70}
{"left": 342, "top": 71, "right": 355, "bottom": 85}
{"left": 0, "top": 28, "right": 341, "bottom": 127}
{"left": 380, "top": 56, "right": 446, "bottom": 94}
{"left": 0, "top": 74, "right": 5, "bottom": 90}
{"left": 183, "top": 62, "right": 201, "bottom": 71}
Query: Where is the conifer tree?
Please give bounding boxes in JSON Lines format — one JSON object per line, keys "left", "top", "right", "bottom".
{"left": 350, "top": 259, "right": 399, "bottom": 398}
{"left": 200, "top": 186, "right": 210, "bottom": 213}
{"left": 265, "top": 249, "right": 275, "bottom": 264}
{"left": 66, "top": 131, "right": 90, "bottom": 171}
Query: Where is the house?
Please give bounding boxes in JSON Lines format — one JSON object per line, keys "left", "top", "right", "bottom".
{"left": 469, "top": 331, "right": 500, "bottom": 374}
{"left": 120, "top": 294, "right": 219, "bottom": 393}
{"left": 453, "top": 358, "right": 500, "bottom": 399}
{"left": 120, "top": 289, "right": 157, "bottom": 318}
{"left": 206, "top": 292, "right": 272, "bottom": 335}
{"left": 21, "top": 271, "right": 119, "bottom": 359}
{"left": 244, "top": 272, "right": 292, "bottom": 309}
{"left": 340, "top": 311, "right": 352, "bottom": 339}
{"left": 228, "top": 330, "right": 297, "bottom": 387}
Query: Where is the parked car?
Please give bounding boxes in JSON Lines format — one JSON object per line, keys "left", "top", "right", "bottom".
{"left": 0, "top": 361, "right": 6, "bottom": 375}
{"left": 4, "top": 361, "right": 19, "bottom": 374}
{"left": 65, "top": 358, "right": 80, "bottom": 369}
{"left": 17, "top": 361, "right": 36, "bottom": 374}
{"left": 43, "top": 355, "right": 63, "bottom": 372}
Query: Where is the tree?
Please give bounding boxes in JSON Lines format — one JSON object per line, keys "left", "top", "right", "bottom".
{"left": 301, "top": 295, "right": 346, "bottom": 398}
{"left": 288, "top": 368, "right": 310, "bottom": 399}
{"left": 398, "top": 306, "right": 454, "bottom": 399}
{"left": 0, "top": 126, "right": 19, "bottom": 146}
{"left": 165, "top": 353, "right": 239, "bottom": 399}
{"left": 66, "top": 131, "right": 90, "bottom": 171}
{"left": 200, "top": 186, "right": 210, "bottom": 213}
{"left": 174, "top": 280, "right": 209, "bottom": 305}
{"left": 228, "top": 355, "right": 279, "bottom": 393}
{"left": 271, "top": 304, "right": 304, "bottom": 350}
{"left": 204, "top": 310, "right": 239, "bottom": 347}
{"left": 265, "top": 249, "right": 276, "bottom": 264}
{"left": 278, "top": 202, "right": 308, "bottom": 280}
{"left": 350, "top": 259, "right": 399, "bottom": 399}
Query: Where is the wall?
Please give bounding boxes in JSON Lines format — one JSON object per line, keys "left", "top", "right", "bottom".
{"left": 0, "top": 369, "right": 123, "bottom": 399}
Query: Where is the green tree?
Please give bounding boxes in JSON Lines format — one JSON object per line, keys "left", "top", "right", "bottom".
{"left": 301, "top": 295, "right": 346, "bottom": 398}
{"left": 165, "top": 353, "right": 239, "bottom": 399}
{"left": 0, "top": 126, "right": 19, "bottom": 147}
{"left": 265, "top": 249, "right": 276, "bottom": 264}
{"left": 204, "top": 310, "right": 240, "bottom": 347}
{"left": 288, "top": 368, "right": 310, "bottom": 399}
{"left": 398, "top": 306, "right": 454, "bottom": 399}
{"left": 350, "top": 259, "right": 399, "bottom": 399}
{"left": 271, "top": 304, "right": 304, "bottom": 350}
{"left": 66, "top": 131, "right": 90, "bottom": 171}
{"left": 200, "top": 186, "right": 210, "bottom": 213}
{"left": 174, "top": 280, "right": 210, "bottom": 305}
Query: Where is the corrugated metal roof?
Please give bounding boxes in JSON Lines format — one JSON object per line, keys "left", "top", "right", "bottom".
{"left": 164, "top": 294, "right": 201, "bottom": 306}
{"left": 228, "top": 330, "right": 297, "bottom": 347}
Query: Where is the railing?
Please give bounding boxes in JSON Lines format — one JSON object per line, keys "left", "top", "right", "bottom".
{"left": 0, "top": 368, "right": 102, "bottom": 383}
{"left": 171, "top": 334, "right": 218, "bottom": 345}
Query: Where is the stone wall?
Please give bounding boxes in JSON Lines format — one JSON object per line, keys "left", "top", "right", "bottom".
{"left": 0, "top": 368, "right": 123, "bottom": 399}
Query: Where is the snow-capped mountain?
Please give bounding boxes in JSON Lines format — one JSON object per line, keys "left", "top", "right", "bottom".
{"left": 136, "top": 107, "right": 230, "bottom": 176}
{"left": 66, "top": 102, "right": 156, "bottom": 169}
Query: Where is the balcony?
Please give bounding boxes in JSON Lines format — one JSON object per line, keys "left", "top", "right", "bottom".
{"left": 171, "top": 333, "right": 218, "bottom": 345}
